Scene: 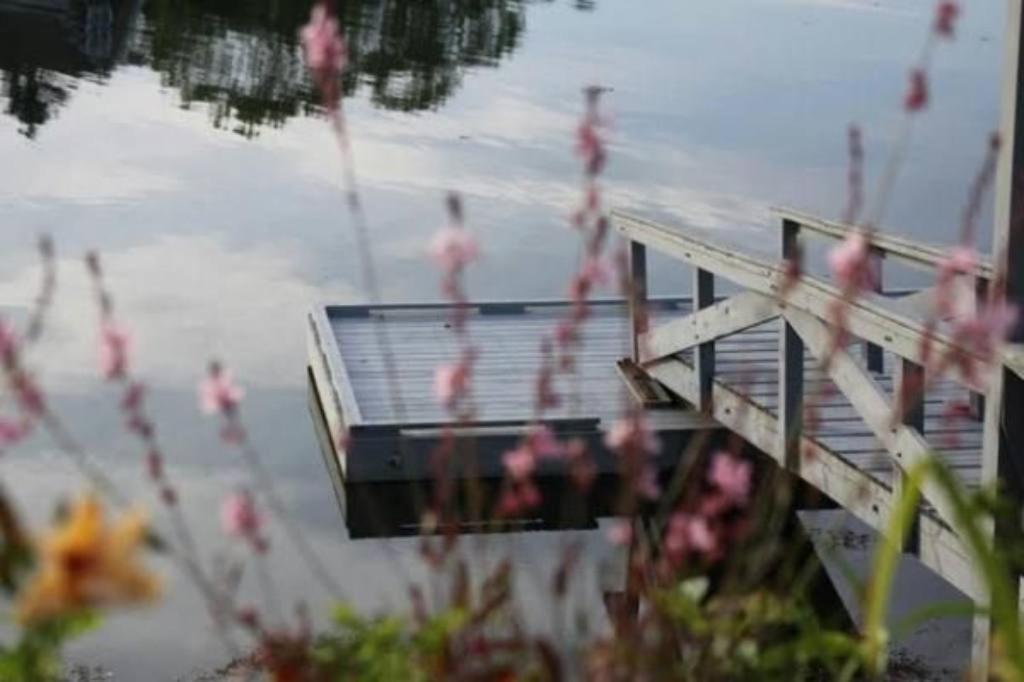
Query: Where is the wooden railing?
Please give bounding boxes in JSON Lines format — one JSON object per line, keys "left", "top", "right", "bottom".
{"left": 612, "top": 208, "right": 1024, "bottom": 605}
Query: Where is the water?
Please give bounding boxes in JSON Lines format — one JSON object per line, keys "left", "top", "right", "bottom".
{"left": 0, "top": 0, "right": 1005, "bottom": 677}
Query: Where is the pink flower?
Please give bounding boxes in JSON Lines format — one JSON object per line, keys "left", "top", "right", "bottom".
{"left": 934, "top": 1, "right": 959, "bottom": 37}
{"left": 526, "top": 424, "right": 564, "bottom": 459}
{"left": 827, "top": 231, "right": 873, "bottom": 292}
{"left": 604, "top": 415, "right": 660, "bottom": 455}
{"left": 98, "top": 321, "right": 130, "bottom": 380}
{"left": 433, "top": 351, "right": 474, "bottom": 408}
{"left": 199, "top": 363, "right": 244, "bottom": 415}
{"left": 935, "top": 246, "right": 978, "bottom": 318}
{"left": 941, "top": 246, "right": 977, "bottom": 277}
{"left": 608, "top": 521, "right": 632, "bottom": 546}
{"left": 429, "top": 226, "right": 479, "bottom": 274}
{"left": 952, "top": 300, "right": 1018, "bottom": 362}
{"left": 300, "top": 3, "right": 347, "bottom": 74}
{"left": 221, "top": 490, "right": 262, "bottom": 540}
{"left": 666, "top": 512, "right": 716, "bottom": 557}
{"left": 576, "top": 120, "right": 606, "bottom": 176}
{"left": 502, "top": 446, "right": 535, "bottom": 482}
{"left": 0, "top": 416, "right": 28, "bottom": 449}
{"left": 0, "top": 319, "right": 17, "bottom": 364}
{"left": 580, "top": 255, "right": 611, "bottom": 288}
{"left": 708, "top": 452, "right": 752, "bottom": 505}
{"left": 905, "top": 69, "right": 929, "bottom": 112}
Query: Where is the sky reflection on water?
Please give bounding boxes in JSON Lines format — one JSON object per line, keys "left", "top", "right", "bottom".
{"left": 0, "top": 0, "right": 1008, "bottom": 677}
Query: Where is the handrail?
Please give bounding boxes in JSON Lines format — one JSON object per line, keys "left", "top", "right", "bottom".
{"left": 611, "top": 209, "right": 1018, "bottom": 392}
{"left": 772, "top": 206, "right": 995, "bottom": 281}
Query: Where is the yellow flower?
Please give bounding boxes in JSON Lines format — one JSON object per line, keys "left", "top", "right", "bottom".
{"left": 16, "top": 494, "right": 160, "bottom": 624}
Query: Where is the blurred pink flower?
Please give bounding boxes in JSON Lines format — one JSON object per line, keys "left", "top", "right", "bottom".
{"left": 827, "top": 231, "right": 873, "bottom": 291}
{"left": 199, "top": 364, "right": 244, "bottom": 415}
{"left": 99, "top": 321, "right": 130, "bottom": 380}
{"left": 604, "top": 414, "right": 660, "bottom": 455}
{"left": 502, "top": 446, "right": 535, "bottom": 482}
{"left": 934, "top": 1, "right": 959, "bottom": 37}
{"left": 952, "top": 300, "right": 1018, "bottom": 362}
{"left": 300, "top": 3, "right": 347, "bottom": 74}
{"left": 580, "top": 255, "right": 611, "bottom": 288}
{"left": 526, "top": 424, "right": 564, "bottom": 459}
{"left": 0, "top": 319, "right": 17, "bottom": 363}
{"left": 935, "top": 246, "right": 978, "bottom": 319}
{"left": 905, "top": 69, "right": 929, "bottom": 112}
{"left": 221, "top": 490, "right": 262, "bottom": 541}
{"left": 433, "top": 352, "right": 473, "bottom": 407}
{"left": 429, "top": 226, "right": 479, "bottom": 274}
{"left": 608, "top": 521, "right": 632, "bottom": 546}
{"left": 576, "top": 119, "right": 606, "bottom": 176}
{"left": 0, "top": 416, "right": 28, "bottom": 449}
{"left": 940, "top": 246, "right": 977, "bottom": 277}
{"left": 666, "top": 512, "right": 716, "bottom": 556}
{"left": 708, "top": 452, "right": 752, "bottom": 505}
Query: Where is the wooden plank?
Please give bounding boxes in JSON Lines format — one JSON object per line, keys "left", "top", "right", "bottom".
{"left": 783, "top": 307, "right": 960, "bottom": 533}
{"left": 772, "top": 206, "right": 995, "bottom": 281}
{"left": 692, "top": 268, "right": 716, "bottom": 411}
{"left": 645, "top": 354, "right": 980, "bottom": 600}
{"left": 612, "top": 210, "right": 992, "bottom": 393}
{"left": 639, "top": 290, "right": 780, "bottom": 363}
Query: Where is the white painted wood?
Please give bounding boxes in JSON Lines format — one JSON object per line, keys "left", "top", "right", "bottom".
{"left": 612, "top": 210, "right": 994, "bottom": 393}
{"left": 784, "top": 307, "right": 960, "bottom": 533}
{"left": 639, "top": 290, "right": 780, "bottom": 363}
{"left": 772, "top": 207, "right": 995, "bottom": 280}
{"left": 645, "top": 353, "right": 979, "bottom": 600}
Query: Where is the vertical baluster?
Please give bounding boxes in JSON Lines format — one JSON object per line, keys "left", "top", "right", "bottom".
{"left": 894, "top": 358, "right": 924, "bottom": 554}
{"left": 865, "top": 247, "right": 885, "bottom": 373}
{"left": 779, "top": 219, "right": 804, "bottom": 470}
{"left": 692, "top": 268, "right": 715, "bottom": 412}
{"left": 629, "top": 240, "right": 648, "bottom": 363}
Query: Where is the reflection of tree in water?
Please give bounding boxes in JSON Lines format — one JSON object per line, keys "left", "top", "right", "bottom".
{"left": 0, "top": 0, "right": 590, "bottom": 138}
{"left": 0, "top": 0, "right": 138, "bottom": 138}
{"left": 136, "top": 0, "right": 535, "bottom": 137}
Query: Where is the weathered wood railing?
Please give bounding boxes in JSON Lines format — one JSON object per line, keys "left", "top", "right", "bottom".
{"left": 612, "top": 208, "right": 1024, "bottom": 609}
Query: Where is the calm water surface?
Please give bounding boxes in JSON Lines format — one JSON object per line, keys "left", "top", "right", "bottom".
{"left": 0, "top": 0, "right": 1006, "bottom": 677}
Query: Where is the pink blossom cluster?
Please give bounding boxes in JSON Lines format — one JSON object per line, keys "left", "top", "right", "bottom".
{"left": 99, "top": 321, "right": 131, "bottom": 380}
{"left": 199, "top": 361, "right": 245, "bottom": 432}
{"left": 604, "top": 413, "right": 661, "bottom": 501}
{"left": 827, "top": 231, "right": 876, "bottom": 294}
{"left": 433, "top": 349, "right": 475, "bottom": 409}
{"left": 300, "top": 3, "right": 348, "bottom": 109}
{"left": 934, "top": 1, "right": 960, "bottom": 37}
{"left": 497, "top": 425, "right": 565, "bottom": 517}
{"left": 661, "top": 451, "right": 753, "bottom": 566}
{"left": 221, "top": 489, "right": 267, "bottom": 553}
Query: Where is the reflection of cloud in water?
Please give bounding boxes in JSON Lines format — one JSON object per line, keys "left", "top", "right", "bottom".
{"left": 0, "top": 234, "right": 357, "bottom": 390}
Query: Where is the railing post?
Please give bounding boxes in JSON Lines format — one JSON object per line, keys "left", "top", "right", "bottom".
{"left": 865, "top": 247, "right": 885, "bottom": 373}
{"left": 780, "top": 219, "right": 804, "bottom": 470}
{"left": 894, "top": 358, "right": 924, "bottom": 554}
{"left": 975, "top": 0, "right": 1024, "bottom": 674}
{"left": 971, "top": 276, "right": 989, "bottom": 419}
{"left": 692, "top": 268, "right": 715, "bottom": 412}
{"left": 629, "top": 240, "right": 648, "bottom": 363}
